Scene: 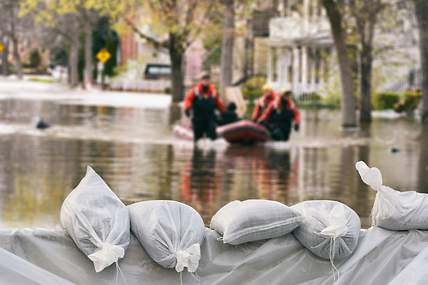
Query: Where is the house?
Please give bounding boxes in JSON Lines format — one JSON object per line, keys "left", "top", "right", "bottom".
{"left": 267, "top": 0, "right": 420, "bottom": 97}
{"left": 115, "top": 26, "right": 205, "bottom": 92}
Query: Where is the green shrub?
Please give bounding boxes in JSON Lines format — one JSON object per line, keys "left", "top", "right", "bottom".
{"left": 372, "top": 92, "right": 400, "bottom": 110}
{"left": 322, "top": 91, "right": 341, "bottom": 108}
{"left": 299, "top": 92, "right": 322, "bottom": 103}
{"left": 29, "top": 49, "right": 42, "bottom": 69}
{"left": 241, "top": 76, "right": 266, "bottom": 102}
{"left": 403, "top": 91, "right": 422, "bottom": 110}
{"left": 394, "top": 91, "right": 422, "bottom": 113}
{"left": 296, "top": 92, "right": 323, "bottom": 108}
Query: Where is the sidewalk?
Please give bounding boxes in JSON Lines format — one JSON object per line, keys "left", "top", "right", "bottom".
{"left": 0, "top": 77, "right": 172, "bottom": 109}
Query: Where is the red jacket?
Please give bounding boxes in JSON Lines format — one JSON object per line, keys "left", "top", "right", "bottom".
{"left": 184, "top": 83, "right": 225, "bottom": 113}
{"left": 251, "top": 92, "right": 278, "bottom": 122}
{"left": 275, "top": 96, "right": 301, "bottom": 124}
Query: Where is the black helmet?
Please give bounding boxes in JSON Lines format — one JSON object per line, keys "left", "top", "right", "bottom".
{"left": 200, "top": 73, "right": 211, "bottom": 80}
{"left": 227, "top": 102, "right": 237, "bottom": 111}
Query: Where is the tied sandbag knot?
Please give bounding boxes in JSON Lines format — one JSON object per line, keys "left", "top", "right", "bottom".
{"left": 355, "top": 161, "right": 383, "bottom": 191}
{"left": 175, "top": 243, "right": 201, "bottom": 273}
{"left": 311, "top": 224, "right": 347, "bottom": 282}
{"left": 114, "top": 261, "right": 129, "bottom": 285}
{"left": 88, "top": 242, "right": 125, "bottom": 273}
{"left": 328, "top": 236, "right": 340, "bottom": 282}
{"left": 321, "top": 224, "right": 348, "bottom": 282}
{"left": 317, "top": 207, "right": 349, "bottom": 282}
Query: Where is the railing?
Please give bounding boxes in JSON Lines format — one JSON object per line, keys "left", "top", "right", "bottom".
{"left": 109, "top": 78, "right": 170, "bottom": 93}
{"left": 269, "top": 16, "right": 331, "bottom": 43}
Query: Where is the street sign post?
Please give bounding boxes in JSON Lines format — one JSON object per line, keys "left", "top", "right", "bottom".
{"left": 96, "top": 48, "right": 111, "bottom": 64}
{"left": 96, "top": 48, "right": 111, "bottom": 89}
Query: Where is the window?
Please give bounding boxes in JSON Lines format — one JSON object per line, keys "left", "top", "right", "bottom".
{"left": 315, "top": 48, "right": 321, "bottom": 84}
{"left": 307, "top": 47, "right": 313, "bottom": 84}
{"left": 271, "top": 48, "right": 278, "bottom": 81}
{"left": 144, "top": 64, "right": 171, "bottom": 80}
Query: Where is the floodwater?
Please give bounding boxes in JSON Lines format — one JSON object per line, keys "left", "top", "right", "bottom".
{"left": 0, "top": 93, "right": 426, "bottom": 228}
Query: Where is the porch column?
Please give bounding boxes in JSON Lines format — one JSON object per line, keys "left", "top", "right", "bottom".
{"left": 293, "top": 46, "right": 300, "bottom": 95}
{"left": 301, "top": 46, "right": 308, "bottom": 94}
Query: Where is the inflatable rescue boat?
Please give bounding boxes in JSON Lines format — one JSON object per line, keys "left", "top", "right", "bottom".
{"left": 173, "top": 120, "right": 270, "bottom": 144}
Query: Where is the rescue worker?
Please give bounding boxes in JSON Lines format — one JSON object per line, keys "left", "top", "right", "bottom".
{"left": 184, "top": 74, "right": 225, "bottom": 142}
{"left": 218, "top": 102, "right": 240, "bottom": 126}
{"left": 251, "top": 84, "right": 279, "bottom": 126}
{"left": 270, "top": 90, "right": 301, "bottom": 141}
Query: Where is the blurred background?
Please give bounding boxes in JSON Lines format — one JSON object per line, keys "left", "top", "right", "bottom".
{"left": 0, "top": 0, "right": 428, "bottom": 228}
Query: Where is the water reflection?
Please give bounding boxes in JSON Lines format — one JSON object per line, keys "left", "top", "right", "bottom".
{"left": 180, "top": 148, "right": 219, "bottom": 220}
{"left": 0, "top": 97, "right": 427, "bottom": 228}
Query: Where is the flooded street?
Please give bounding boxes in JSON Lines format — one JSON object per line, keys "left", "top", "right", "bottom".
{"left": 0, "top": 83, "right": 426, "bottom": 228}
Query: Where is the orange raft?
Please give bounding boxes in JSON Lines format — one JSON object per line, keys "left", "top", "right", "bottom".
{"left": 173, "top": 120, "right": 270, "bottom": 144}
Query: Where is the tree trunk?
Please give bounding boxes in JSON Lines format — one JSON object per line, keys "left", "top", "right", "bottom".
{"left": 360, "top": 45, "right": 373, "bottom": 122}
{"left": 11, "top": 36, "right": 22, "bottom": 79}
{"left": 322, "top": 0, "right": 357, "bottom": 127}
{"left": 9, "top": 4, "right": 22, "bottom": 80}
{"left": 169, "top": 33, "right": 185, "bottom": 102}
{"left": 244, "top": 34, "right": 255, "bottom": 78}
{"left": 220, "top": 0, "right": 235, "bottom": 97}
{"left": 69, "top": 33, "right": 80, "bottom": 88}
{"left": 83, "top": 21, "right": 93, "bottom": 89}
{"left": 1, "top": 38, "right": 9, "bottom": 76}
{"left": 414, "top": 0, "right": 428, "bottom": 124}
{"left": 353, "top": 0, "right": 380, "bottom": 124}
{"left": 419, "top": 124, "right": 428, "bottom": 190}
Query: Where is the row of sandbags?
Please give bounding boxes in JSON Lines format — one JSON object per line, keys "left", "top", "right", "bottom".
{"left": 59, "top": 161, "right": 428, "bottom": 279}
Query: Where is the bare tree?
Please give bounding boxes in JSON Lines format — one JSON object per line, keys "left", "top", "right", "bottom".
{"left": 0, "top": 0, "right": 24, "bottom": 78}
{"left": 220, "top": 0, "right": 235, "bottom": 96}
{"left": 350, "top": 0, "right": 385, "bottom": 123}
{"left": 81, "top": 10, "right": 100, "bottom": 89}
{"left": 413, "top": 0, "right": 428, "bottom": 123}
{"left": 124, "top": 0, "right": 214, "bottom": 102}
{"left": 21, "top": 0, "right": 122, "bottom": 88}
{"left": 41, "top": 13, "right": 82, "bottom": 87}
{"left": 322, "top": 0, "right": 357, "bottom": 127}
{"left": 0, "top": 34, "right": 10, "bottom": 76}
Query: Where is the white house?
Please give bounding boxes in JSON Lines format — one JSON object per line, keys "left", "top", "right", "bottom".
{"left": 268, "top": 0, "right": 332, "bottom": 96}
{"left": 268, "top": 0, "right": 420, "bottom": 97}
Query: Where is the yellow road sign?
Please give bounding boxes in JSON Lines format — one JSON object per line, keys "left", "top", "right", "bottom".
{"left": 96, "top": 48, "right": 111, "bottom": 64}
{"left": 0, "top": 43, "right": 4, "bottom": 54}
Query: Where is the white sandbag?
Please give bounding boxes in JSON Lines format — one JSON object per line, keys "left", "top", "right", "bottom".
{"left": 128, "top": 200, "right": 205, "bottom": 273}
{"left": 210, "top": 200, "right": 302, "bottom": 245}
{"left": 356, "top": 161, "right": 428, "bottom": 230}
{"left": 60, "top": 166, "right": 130, "bottom": 272}
{"left": 291, "top": 200, "right": 361, "bottom": 261}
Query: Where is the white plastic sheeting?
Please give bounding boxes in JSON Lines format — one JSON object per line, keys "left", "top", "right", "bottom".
{"left": 0, "top": 248, "right": 74, "bottom": 285}
{"left": 1, "top": 227, "right": 428, "bottom": 285}
{"left": 356, "top": 161, "right": 428, "bottom": 230}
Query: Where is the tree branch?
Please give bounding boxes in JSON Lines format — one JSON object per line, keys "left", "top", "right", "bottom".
{"left": 185, "top": 1, "right": 216, "bottom": 48}
{"left": 123, "top": 17, "right": 168, "bottom": 48}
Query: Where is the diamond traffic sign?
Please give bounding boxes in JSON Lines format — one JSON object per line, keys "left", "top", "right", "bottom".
{"left": 96, "top": 48, "right": 111, "bottom": 64}
{"left": 0, "top": 43, "right": 4, "bottom": 54}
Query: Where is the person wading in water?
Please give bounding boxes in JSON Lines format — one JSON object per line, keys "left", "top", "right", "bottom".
{"left": 184, "top": 74, "right": 225, "bottom": 142}
{"left": 270, "top": 89, "right": 301, "bottom": 141}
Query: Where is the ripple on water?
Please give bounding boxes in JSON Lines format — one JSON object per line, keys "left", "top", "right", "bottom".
{"left": 0, "top": 98, "right": 426, "bottom": 228}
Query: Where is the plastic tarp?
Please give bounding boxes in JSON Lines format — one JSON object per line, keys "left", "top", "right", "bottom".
{"left": 1, "top": 227, "right": 428, "bottom": 285}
